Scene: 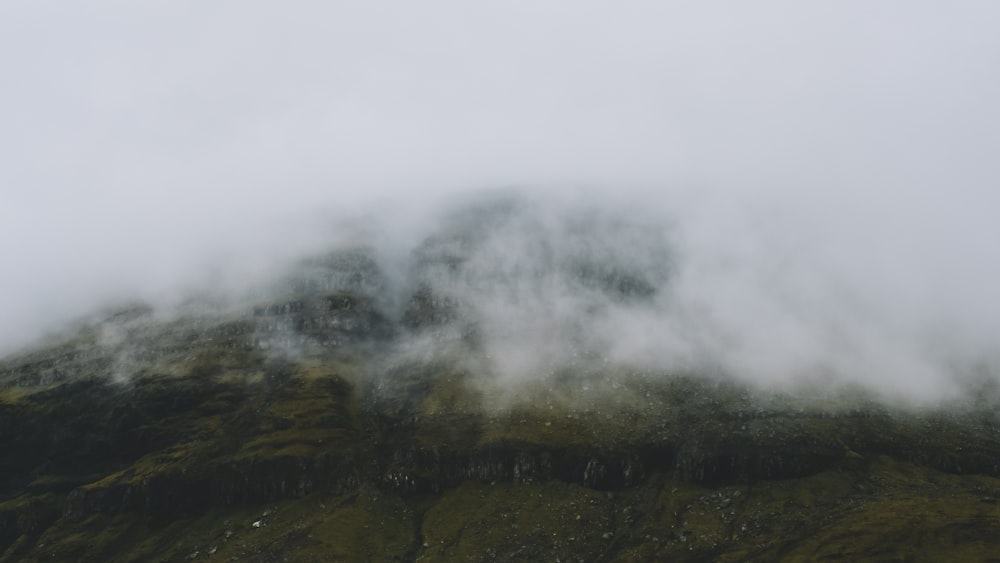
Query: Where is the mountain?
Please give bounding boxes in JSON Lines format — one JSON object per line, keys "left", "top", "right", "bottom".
{"left": 3, "top": 200, "right": 1000, "bottom": 562}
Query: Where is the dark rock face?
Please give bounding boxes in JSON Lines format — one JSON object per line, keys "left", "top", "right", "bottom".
{"left": 2, "top": 243, "right": 1000, "bottom": 561}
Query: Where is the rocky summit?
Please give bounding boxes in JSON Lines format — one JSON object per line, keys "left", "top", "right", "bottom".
{"left": 3, "top": 204, "right": 1000, "bottom": 562}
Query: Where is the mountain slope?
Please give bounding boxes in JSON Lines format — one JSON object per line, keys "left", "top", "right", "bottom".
{"left": 3, "top": 211, "right": 1000, "bottom": 561}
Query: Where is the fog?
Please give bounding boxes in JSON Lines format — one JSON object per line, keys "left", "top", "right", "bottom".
{"left": 2, "top": 3, "right": 999, "bottom": 401}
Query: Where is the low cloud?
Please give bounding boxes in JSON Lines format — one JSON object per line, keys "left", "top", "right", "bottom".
{"left": 1, "top": 3, "right": 999, "bottom": 403}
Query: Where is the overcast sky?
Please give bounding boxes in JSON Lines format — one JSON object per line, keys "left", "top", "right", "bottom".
{"left": 2, "top": 2, "right": 1000, "bottom": 395}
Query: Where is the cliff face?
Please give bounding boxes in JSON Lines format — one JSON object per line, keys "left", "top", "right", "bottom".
{"left": 3, "top": 238, "right": 1000, "bottom": 561}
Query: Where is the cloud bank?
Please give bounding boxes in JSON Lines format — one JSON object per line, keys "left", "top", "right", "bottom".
{"left": 1, "top": 2, "right": 999, "bottom": 401}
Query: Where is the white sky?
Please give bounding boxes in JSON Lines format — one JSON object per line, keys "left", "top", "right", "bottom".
{"left": 2, "top": 2, "right": 999, "bottom": 395}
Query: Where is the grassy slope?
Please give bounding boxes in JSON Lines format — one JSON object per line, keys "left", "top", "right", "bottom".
{"left": 3, "top": 304, "right": 1000, "bottom": 561}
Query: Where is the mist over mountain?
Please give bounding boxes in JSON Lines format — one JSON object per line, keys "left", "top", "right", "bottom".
{"left": 6, "top": 189, "right": 1000, "bottom": 561}
{"left": 6, "top": 186, "right": 996, "bottom": 406}
{"left": 3, "top": 3, "right": 1000, "bottom": 560}
{"left": 2, "top": 2, "right": 999, "bottom": 399}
